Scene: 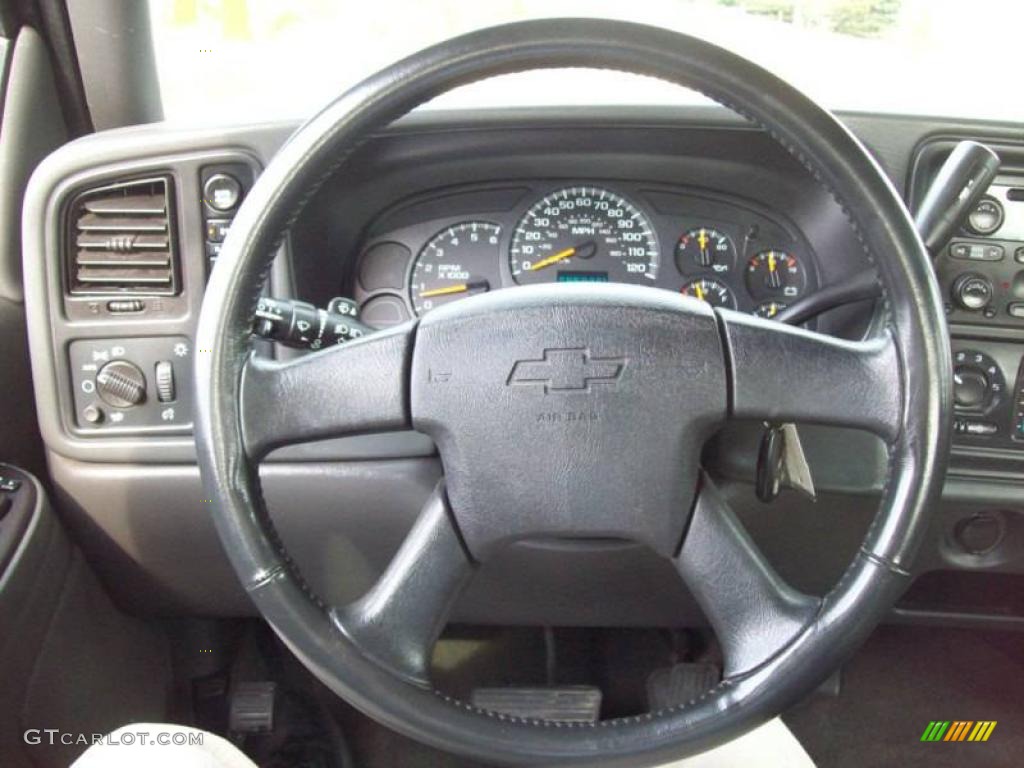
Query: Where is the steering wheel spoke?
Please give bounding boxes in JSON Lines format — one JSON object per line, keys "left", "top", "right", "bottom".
{"left": 331, "top": 484, "right": 475, "bottom": 687}
{"left": 676, "top": 476, "right": 820, "bottom": 678}
{"left": 719, "top": 309, "right": 902, "bottom": 441}
{"left": 239, "top": 323, "right": 414, "bottom": 459}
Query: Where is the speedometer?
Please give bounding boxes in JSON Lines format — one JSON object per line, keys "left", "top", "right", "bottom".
{"left": 509, "top": 186, "right": 659, "bottom": 285}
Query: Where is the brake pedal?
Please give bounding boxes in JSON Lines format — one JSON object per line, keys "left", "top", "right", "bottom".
{"left": 471, "top": 686, "right": 602, "bottom": 722}
{"left": 646, "top": 662, "right": 720, "bottom": 710}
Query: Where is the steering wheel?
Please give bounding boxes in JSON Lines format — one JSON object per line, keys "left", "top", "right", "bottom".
{"left": 195, "top": 18, "right": 950, "bottom": 766}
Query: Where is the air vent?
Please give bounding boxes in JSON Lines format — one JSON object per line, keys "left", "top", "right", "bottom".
{"left": 67, "top": 176, "right": 178, "bottom": 295}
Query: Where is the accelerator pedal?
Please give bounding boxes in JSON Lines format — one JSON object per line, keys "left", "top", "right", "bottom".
{"left": 229, "top": 680, "right": 277, "bottom": 734}
{"left": 470, "top": 686, "right": 602, "bottom": 723}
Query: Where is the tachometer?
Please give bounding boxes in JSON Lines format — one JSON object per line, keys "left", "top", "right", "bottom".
{"left": 509, "top": 187, "right": 659, "bottom": 285}
{"left": 410, "top": 222, "right": 501, "bottom": 316}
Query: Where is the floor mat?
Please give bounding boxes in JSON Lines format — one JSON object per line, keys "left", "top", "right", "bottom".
{"left": 784, "top": 625, "right": 1024, "bottom": 768}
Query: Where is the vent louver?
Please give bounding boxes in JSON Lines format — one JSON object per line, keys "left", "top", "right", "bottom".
{"left": 67, "top": 176, "right": 178, "bottom": 295}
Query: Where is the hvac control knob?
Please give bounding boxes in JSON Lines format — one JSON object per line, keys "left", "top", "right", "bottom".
{"left": 953, "top": 366, "right": 989, "bottom": 409}
{"left": 96, "top": 360, "right": 147, "bottom": 408}
{"left": 952, "top": 273, "right": 993, "bottom": 311}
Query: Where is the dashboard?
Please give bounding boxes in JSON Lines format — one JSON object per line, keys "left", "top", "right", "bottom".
{"left": 353, "top": 182, "right": 817, "bottom": 327}
{"left": 18, "top": 106, "right": 1024, "bottom": 629}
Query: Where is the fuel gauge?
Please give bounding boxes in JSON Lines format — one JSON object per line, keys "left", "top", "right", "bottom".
{"left": 681, "top": 277, "right": 737, "bottom": 309}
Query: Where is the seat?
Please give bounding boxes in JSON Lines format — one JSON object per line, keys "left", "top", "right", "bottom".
{"left": 71, "top": 718, "right": 814, "bottom": 767}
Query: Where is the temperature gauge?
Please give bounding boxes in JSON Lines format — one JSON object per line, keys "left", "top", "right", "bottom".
{"left": 681, "top": 277, "right": 737, "bottom": 309}
{"left": 745, "top": 250, "right": 807, "bottom": 300}
{"left": 754, "top": 301, "right": 788, "bottom": 319}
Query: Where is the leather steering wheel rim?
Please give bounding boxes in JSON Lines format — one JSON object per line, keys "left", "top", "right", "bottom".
{"left": 195, "top": 18, "right": 951, "bottom": 766}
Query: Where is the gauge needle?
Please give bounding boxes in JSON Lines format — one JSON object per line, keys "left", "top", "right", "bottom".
{"left": 694, "top": 282, "right": 706, "bottom": 301}
{"left": 528, "top": 245, "right": 577, "bottom": 272}
{"left": 528, "top": 241, "right": 596, "bottom": 272}
{"left": 419, "top": 280, "right": 489, "bottom": 299}
{"left": 766, "top": 251, "right": 782, "bottom": 288}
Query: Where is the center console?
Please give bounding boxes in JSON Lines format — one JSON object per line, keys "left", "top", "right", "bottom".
{"left": 911, "top": 138, "right": 1024, "bottom": 456}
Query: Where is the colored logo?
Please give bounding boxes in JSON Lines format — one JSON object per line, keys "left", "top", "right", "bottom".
{"left": 921, "top": 721, "right": 997, "bottom": 742}
{"left": 508, "top": 348, "right": 625, "bottom": 393}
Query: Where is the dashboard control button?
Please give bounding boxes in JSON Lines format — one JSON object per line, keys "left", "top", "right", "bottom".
{"left": 954, "top": 513, "right": 1004, "bottom": 554}
{"left": 1009, "top": 303, "right": 1024, "bottom": 319}
{"left": 950, "top": 242, "right": 1003, "bottom": 261}
{"left": 951, "top": 273, "right": 993, "bottom": 310}
{"left": 949, "top": 242, "right": 970, "bottom": 259}
{"left": 203, "top": 173, "right": 242, "bottom": 212}
{"left": 983, "top": 245, "right": 1004, "bottom": 261}
{"left": 1016, "top": 247, "right": 1024, "bottom": 264}
{"left": 966, "top": 197, "right": 1004, "bottom": 235}
{"left": 107, "top": 299, "right": 144, "bottom": 313}
{"left": 82, "top": 404, "right": 104, "bottom": 424}
{"left": 953, "top": 367, "right": 989, "bottom": 409}
{"left": 964, "top": 420, "right": 998, "bottom": 436}
{"left": 0, "top": 476, "right": 22, "bottom": 492}
{"left": 206, "top": 219, "right": 232, "bottom": 243}
{"left": 952, "top": 350, "right": 1004, "bottom": 418}
{"left": 155, "top": 361, "right": 176, "bottom": 403}
{"left": 96, "top": 360, "right": 147, "bottom": 408}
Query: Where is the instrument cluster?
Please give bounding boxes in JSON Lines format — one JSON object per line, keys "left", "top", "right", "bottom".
{"left": 352, "top": 182, "right": 818, "bottom": 328}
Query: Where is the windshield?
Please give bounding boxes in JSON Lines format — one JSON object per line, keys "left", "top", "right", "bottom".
{"left": 147, "top": 0, "right": 1022, "bottom": 124}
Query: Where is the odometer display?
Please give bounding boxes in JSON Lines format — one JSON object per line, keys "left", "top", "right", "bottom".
{"left": 509, "top": 187, "right": 659, "bottom": 285}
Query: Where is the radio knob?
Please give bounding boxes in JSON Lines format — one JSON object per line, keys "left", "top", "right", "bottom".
{"left": 96, "top": 360, "right": 147, "bottom": 408}
{"left": 952, "top": 273, "right": 993, "bottom": 311}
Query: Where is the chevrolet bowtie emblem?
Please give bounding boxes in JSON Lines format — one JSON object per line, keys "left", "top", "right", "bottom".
{"left": 507, "top": 348, "right": 626, "bottom": 393}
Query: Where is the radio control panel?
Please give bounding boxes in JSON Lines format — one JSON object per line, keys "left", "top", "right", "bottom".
{"left": 937, "top": 184, "right": 1024, "bottom": 327}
